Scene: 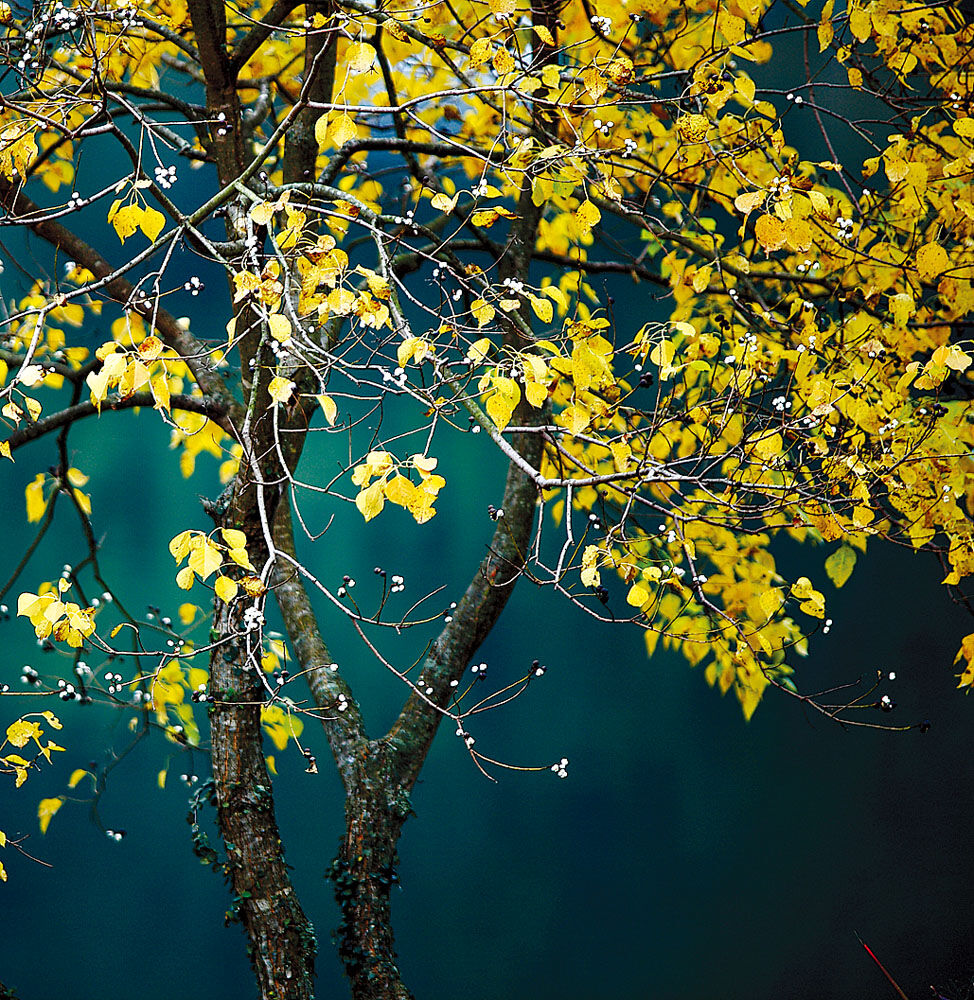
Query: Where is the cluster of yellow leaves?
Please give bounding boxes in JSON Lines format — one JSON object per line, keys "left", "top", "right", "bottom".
{"left": 2, "top": 712, "right": 64, "bottom": 790}
{"left": 261, "top": 704, "right": 304, "bottom": 752}
{"left": 107, "top": 193, "right": 165, "bottom": 245}
{"left": 86, "top": 335, "right": 174, "bottom": 411}
{"left": 17, "top": 581, "right": 96, "bottom": 648}
{"left": 351, "top": 451, "right": 445, "bottom": 523}
{"left": 25, "top": 467, "right": 91, "bottom": 523}
{"left": 169, "top": 528, "right": 259, "bottom": 599}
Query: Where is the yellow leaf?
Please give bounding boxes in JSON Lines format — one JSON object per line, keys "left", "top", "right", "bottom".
{"left": 718, "top": 9, "right": 746, "bottom": 43}
{"left": 25, "top": 472, "right": 47, "bottom": 523}
{"left": 220, "top": 527, "right": 247, "bottom": 549}
{"left": 267, "top": 313, "right": 292, "bottom": 343}
{"left": 574, "top": 199, "right": 601, "bottom": 236}
{"left": 329, "top": 113, "right": 358, "bottom": 147}
{"left": 754, "top": 214, "right": 786, "bottom": 251}
{"left": 140, "top": 206, "right": 165, "bottom": 241}
{"left": 214, "top": 575, "right": 238, "bottom": 601}
{"left": 178, "top": 602, "right": 196, "bottom": 624}
{"left": 488, "top": 0, "right": 515, "bottom": 15}
{"left": 430, "top": 191, "right": 458, "bottom": 213}
{"left": 109, "top": 203, "right": 143, "bottom": 243}
{"left": 471, "top": 299, "right": 495, "bottom": 328}
{"left": 469, "top": 37, "right": 492, "bottom": 67}
{"left": 676, "top": 114, "right": 709, "bottom": 142}
{"left": 529, "top": 295, "right": 553, "bottom": 324}
{"left": 533, "top": 23, "right": 554, "bottom": 45}
{"left": 157, "top": 769, "right": 167, "bottom": 789}
{"left": 169, "top": 529, "right": 195, "bottom": 562}
{"left": 38, "top": 796, "right": 63, "bottom": 834}
{"left": 485, "top": 376, "right": 520, "bottom": 430}
{"left": 268, "top": 376, "right": 295, "bottom": 403}
{"left": 68, "top": 768, "right": 88, "bottom": 789}
{"left": 627, "top": 583, "right": 649, "bottom": 607}
{"left": 176, "top": 566, "right": 196, "bottom": 590}
{"left": 188, "top": 539, "right": 223, "bottom": 580}
{"left": 817, "top": 0, "right": 834, "bottom": 51}
{"left": 916, "top": 242, "right": 949, "bottom": 282}
{"left": 734, "top": 191, "right": 765, "bottom": 216}
{"left": 758, "top": 588, "right": 783, "bottom": 619}
{"left": 355, "top": 481, "right": 385, "bottom": 522}
{"left": 466, "top": 337, "right": 492, "bottom": 363}
{"left": 317, "top": 393, "right": 338, "bottom": 425}
{"left": 346, "top": 41, "right": 376, "bottom": 72}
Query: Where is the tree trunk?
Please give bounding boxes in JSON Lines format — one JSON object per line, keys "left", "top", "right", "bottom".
{"left": 209, "top": 608, "right": 318, "bottom": 1000}
{"left": 329, "top": 744, "right": 415, "bottom": 1000}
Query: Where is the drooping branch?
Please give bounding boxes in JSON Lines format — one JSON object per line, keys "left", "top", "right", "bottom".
{"left": 0, "top": 177, "right": 237, "bottom": 420}
{"left": 4, "top": 394, "right": 227, "bottom": 452}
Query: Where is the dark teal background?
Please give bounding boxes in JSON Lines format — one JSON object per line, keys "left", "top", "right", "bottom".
{"left": 1, "top": 397, "right": 973, "bottom": 1000}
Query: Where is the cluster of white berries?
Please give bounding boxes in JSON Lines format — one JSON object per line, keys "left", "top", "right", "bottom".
{"left": 337, "top": 575, "right": 356, "bottom": 598}
{"left": 822, "top": 616, "right": 834, "bottom": 635}
{"left": 501, "top": 276, "right": 524, "bottom": 295}
{"left": 796, "top": 259, "right": 821, "bottom": 274}
{"left": 21, "top": 665, "right": 39, "bottom": 685}
{"left": 154, "top": 164, "right": 177, "bottom": 189}
{"left": 105, "top": 829, "right": 125, "bottom": 842}
{"left": 104, "top": 0, "right": 142, "bottom": 29}
{"left": 623, "top": 137, "right": 639, "bottom": 156}
{"left": 57, "top": 678, "right": 81, "bottom": 701}
{"left": 444, "top": 600, "right": 457, "bottom": 624}
{"left": 772, "top": 394, "right": 792, "bottom": 412}
{"left": 105, "top": 671, "right": 124, "bottom": 695}
{"left": 550, "top": 757, "right": 569, "bottom": 778}
{"left": 417, "top": 675, "right": 434, "bottom": 696}
{"left": 52, "top": 2, "right": 80, "bottom": 30}
{"left": 471, "top": 661, "right": 488, "bottom": 678}
{"left": 380, "top": 366, "right": 408, "bottom": 389}
{"left": 785, "top": 92, "right": 805, "bottom": 106}
{"left": 214, "top": 111, "right": 230, "bottom": 137}
{"left": 336, "top": 693, "right": 349, "bottom": 713}
{"left": 488, "top": 504, "right": 505, "bottom": 521}
{"left": 243, "top": 606, "right": 265, "bottom": 631}
{"left": 455, "top": 726, "right": 475, "bottom": 748}
{"left": 590, "top": 14, "right": 612, "bottom": 32}
{"left": 180, "top": 773, "right": 200, "bottom": 785}
{"left": 191, "top": 683, "right": 213, "bottom": 703}
{"left": 836, "top": 216, "right": 855, "bottom": 241}
{"left": 183, "top": 276, "right": 204, "bottom": 296}
{"left": 390, "top": 574, "right": 405, "bottom": 593}
{"left": 532, "top": 659, "right": 547, "bottom": 677}
{"left": 592, "top": 118, "right": 614, "bottom": 137}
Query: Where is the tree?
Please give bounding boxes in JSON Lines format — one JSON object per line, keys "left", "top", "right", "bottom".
{"left": 1, "top": 0, "right": 973, "bottom": 996}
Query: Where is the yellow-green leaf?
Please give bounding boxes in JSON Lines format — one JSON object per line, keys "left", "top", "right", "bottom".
{"left": 824, "top": 545, "right": 856, "bottom": 588}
